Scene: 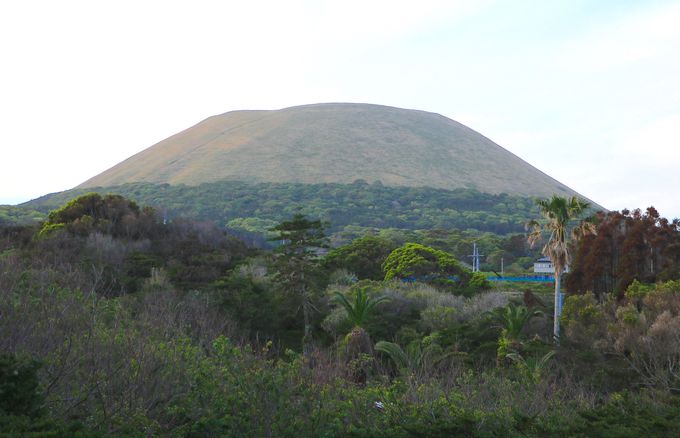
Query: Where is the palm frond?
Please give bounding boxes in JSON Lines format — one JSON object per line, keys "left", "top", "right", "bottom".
{"left": 365, "top": 295, "right": 390, "bottom": 313}
{"left": 375, "top": 341, "right": 410, "bottom": 371}
{"left": 508, "top": 350, "right": 556, "bottom": 383}
{"left": 334, "top": 287, "right": 389, "bottom": 328}
{"left": 536, "top": 350, "right": 556, "bottom": 369}
{"left": 333, "top": 291, "right": 357, "bottom": 323}
{"left": 488, "top": 303, "right": 542, "bottom": 339}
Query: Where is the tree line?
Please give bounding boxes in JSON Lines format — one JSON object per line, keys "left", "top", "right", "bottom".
{"left": 23, "top": 180, "right": 543, "bottom": 236}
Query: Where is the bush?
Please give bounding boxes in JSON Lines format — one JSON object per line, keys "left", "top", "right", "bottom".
{"left": 561, "top": 292, "right": 607, "bottom": 347}
{"left": 324, "top": 236, "right": 396, "bottom": 281}
{"left": 382, "top": 243, "right": 474, "bottom": 294}
{"left": 0, "top": 354, "right": 43, "bottom": 417}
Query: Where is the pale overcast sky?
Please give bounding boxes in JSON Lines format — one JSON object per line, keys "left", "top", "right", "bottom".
{"left": 1, "top": 0, "right": 679, "bottom": 218}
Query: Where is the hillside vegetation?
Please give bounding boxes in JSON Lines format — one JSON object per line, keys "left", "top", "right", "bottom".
{"left": 26, "top": 181, "right": 546, "bottom": 237}
{"left": 0, "top": 205, "right": 44, "bottom": 225}
{"left": 2, "top": 193, "right": 679, "bottom": 436}
{"left": 78, "top": 103, "right": 589, "bottom": 200}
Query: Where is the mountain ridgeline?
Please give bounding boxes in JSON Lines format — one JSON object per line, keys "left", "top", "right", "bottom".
{"left": 78, "top": 103, "right": 588, "bottom": 200}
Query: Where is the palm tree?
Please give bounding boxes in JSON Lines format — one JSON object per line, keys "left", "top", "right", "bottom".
{"left": 333, "top": 287, "right": 389, "bottom": 357}
{"left": 526, "top": 195, "right": 595, "bottom": 341}
{"left": 487, "top": 303, "right": 543, "bottom": 340}
{"left": 507, "top": 350, "right": 556, "bottom": 384}
{"left": 374, "top": 340, "right": 449, "bottom": 377}
{"left": 485, "top": 303, "right": 543, "bottom": 362}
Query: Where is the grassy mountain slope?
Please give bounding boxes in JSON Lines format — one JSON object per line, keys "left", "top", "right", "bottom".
{"left": 78, "top": 103, "right": 586, "bottom": 200}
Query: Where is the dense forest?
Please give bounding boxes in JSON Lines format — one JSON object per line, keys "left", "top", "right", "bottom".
{"left": 2, "top": 193, "right": 680, "bottom": 436}
{"left": 21, "top": 180, "right": 544, "bottom": 237}
{"left": 10, "top": 182, "right": 551, "bottom": 273}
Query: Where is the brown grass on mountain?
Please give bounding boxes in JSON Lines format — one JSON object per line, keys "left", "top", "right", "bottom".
{"left": 79, "top": 103, "right": 585, "bottom": 199}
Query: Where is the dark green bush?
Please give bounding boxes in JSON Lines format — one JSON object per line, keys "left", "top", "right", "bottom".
{"left": 0, "top": 354, "right": 42, "bottom": 418}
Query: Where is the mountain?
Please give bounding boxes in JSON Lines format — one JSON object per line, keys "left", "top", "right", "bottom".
{"left": 78, "top": 103, "right": 587, "bottom": 200}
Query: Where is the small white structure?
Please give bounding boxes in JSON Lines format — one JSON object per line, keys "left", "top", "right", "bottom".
{"left": 533, "top": 256, "right": 570, "bottom": 274}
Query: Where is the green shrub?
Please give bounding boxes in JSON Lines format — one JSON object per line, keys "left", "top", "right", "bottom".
{"left": 561, "top": 292, "right": 607, "bottom": 346}
{"left": 0, "top": 354, "right": 43, "bottom": 418}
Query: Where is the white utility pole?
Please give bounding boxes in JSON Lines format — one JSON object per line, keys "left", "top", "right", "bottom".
{"left": 468, "top": 243, "right": 484, "bottom": 273}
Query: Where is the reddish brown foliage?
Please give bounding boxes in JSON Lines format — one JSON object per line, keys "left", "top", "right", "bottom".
{"left": 567, "top": 208, "right": 680, "bottom": 298}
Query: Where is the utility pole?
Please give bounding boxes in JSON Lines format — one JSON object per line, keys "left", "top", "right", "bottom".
{"left": 468, "top": 243, "right": 484, "bottom": 273}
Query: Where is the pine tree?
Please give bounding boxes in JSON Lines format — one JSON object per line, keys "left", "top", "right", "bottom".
{"left": 270, "top": 214, "right": 327, "bottom": 356}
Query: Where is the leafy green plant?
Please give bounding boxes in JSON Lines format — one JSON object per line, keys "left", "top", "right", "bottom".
{"left": 486, "top": 303, "right": 543, "bottom": 362}
{"left": 487, "top": 303, "right": 543, "bottom": 340}
{"left": 0, "top": 354, "right": 43, "bottom": 417}
{"left": 375, "top": 340, "right": 449, "bottom": 377}
{"left": 324, "top": 236, "right": 396, "bottom": 280}
{"left": 382, "top": 243, "right": 461, "bottom": 281}
{"left": 333, "top": 287, "right": 389, "bottom": 329}
{"left": 507, "top": 350, "right": 556, "bottom": 384}
{"left": 334, "top": 287, "right": 389, "bottom": 370}
{"left": 560, "top": 292, "right": 607, "bottom": 346}
{"left": 381, "top": 243, "right": 483, "bottom": 295}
